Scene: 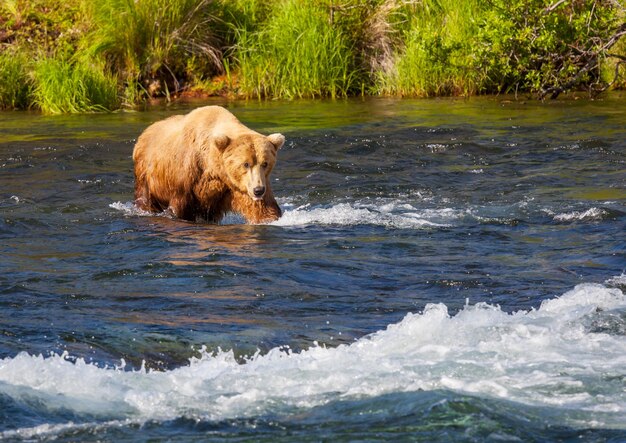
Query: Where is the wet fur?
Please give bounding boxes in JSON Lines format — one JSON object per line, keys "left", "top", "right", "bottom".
{"left": 133, "top": 106, "right": 284, "bottom": 224}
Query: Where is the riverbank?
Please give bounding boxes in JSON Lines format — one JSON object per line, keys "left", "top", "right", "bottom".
{"left": 1, "top": 0, "right": 625, "bottom": 113}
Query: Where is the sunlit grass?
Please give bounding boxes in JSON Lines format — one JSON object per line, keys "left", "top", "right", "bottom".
{"left": 0, "top": 0, "right": 623, "bottom": 112}
{"left": 237, "top": 0, "right": 358, "bottom": 99}
{"left": 375, "top": 0, "right": 485, "bottom": 97}
{"left": 32, "top": 56, "right": 119, "bottom": 114}
{"left": 81, "top": 0, "right": 223, "bottom": 103}
{"left": 0, "top": 50, "right": 32, "bottom": 109}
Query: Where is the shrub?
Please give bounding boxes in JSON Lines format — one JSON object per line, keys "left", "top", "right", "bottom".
{"left": 0, "top": 0, "right": 624, "bottom": 111}
{"left": 475, "top": 0, "right": 624, "bottom": 98}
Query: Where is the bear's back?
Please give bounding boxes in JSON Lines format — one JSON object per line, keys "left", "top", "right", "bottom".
{"left": 133, "top": 115, "right": 186, "bottom": 163}
{"left": 184, "top": 106, "right": 258, "bottom": 139}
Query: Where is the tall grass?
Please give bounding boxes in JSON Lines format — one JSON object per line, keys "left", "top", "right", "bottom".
{"left": 218, "top": 0, "right": 271, "bottom": 36}
{"left": 0, "top": 0, "right": 624, "bottom": 112}
{"left": 0, "top": 51, "right": 31, "bottom": 109}
{"left": 375, "top": 0, "right": 485, "bottom": 97}
{"left": 32, "top": 56, "right": 119, "bottom": 114}
{"left": 81, "top": 0, "right": 223, "bottom": 102}
{"left": 237, "top": 0, "right": 358, "bottom": 99}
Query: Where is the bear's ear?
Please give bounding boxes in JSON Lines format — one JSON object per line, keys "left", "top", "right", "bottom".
{"left": 267, "top": 133, "right": 285, "bottom": 151}
{"left": 214, "top": 134, "right": 230, "bottom": 152}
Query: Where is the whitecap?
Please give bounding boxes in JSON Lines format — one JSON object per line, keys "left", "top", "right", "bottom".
{"left": 271, "top": 202, "right": 446, "bottom": 228}
{"left": 110, "top": 197, "right": 527, "bottom": 229}
{"left": 1, "top": 282, "right": 625, "bottom": 433}
{"left": 606, "top": 273, "right": 626, "bottom": 288}
{"left": 1, "top": 419, "right": 139, "bottom": 441}
{"left": 109, "top": 198, "right": 451, "bottom": 228}
{"left": 553, "top": 207, "right": 608, "bottom": 222}
{"left": 109, "top": 201, "right": 155, "bottom": 217}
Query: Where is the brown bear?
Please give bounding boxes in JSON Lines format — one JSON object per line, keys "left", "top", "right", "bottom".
{"left": 133, "top": 106, "right": 285, "bottom": 224}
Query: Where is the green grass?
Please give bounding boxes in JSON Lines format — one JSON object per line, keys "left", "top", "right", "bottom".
{"left": 81, "top": 0, "right": 223, "bottom": 103}
{"left": 32, "top": 56, "right": 119, "bottom": 114}
{"left": 236, "top": 0, "right": 358, "bottom": 99}
{"left": 376, "top": 0, "right": 625, "bottom": 98}
{"left": 0, "top": 50, "right": 31, "bottom": 109}
{"left": 375, "top": 0, "right": 490, "bottom": 97}
{"left": 0, "top": 0, "right": 624, "bottom": 112}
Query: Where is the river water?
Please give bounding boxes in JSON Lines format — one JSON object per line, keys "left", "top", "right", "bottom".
{"left": 0, "top": 96, "right": 625, "bottom": 441}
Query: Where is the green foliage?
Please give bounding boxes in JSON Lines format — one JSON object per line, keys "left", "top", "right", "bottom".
{"left": 0, "top": 50, "right": 31, "bottom": 109}
{"left": 475, "top": 0, "right": 622, "bottom": 97}
{"left": 603, "top": 31, "right": 626, "bottom": 89}
{"left": 0, "top": 0, "right": 624, "bottom": 112}
{"left": 32, "top": 56, "right": 119, "bottom": 114}
{"left": 236, "top": 0, "right": 358, "bottom": 98}
{"left": 80, "top": 0, "right": 223, "bottom": 103}
{"left": 375, "top": 0, "right": 624, "bottom": 98}
{"left": 217, "top": 0, "right": 271, "bottom": 36}
{"left": 0, "top": 0, "right": 84, "bottom": 56}
{"left": 375, "top": 0, "right": 484, "bottom": 96}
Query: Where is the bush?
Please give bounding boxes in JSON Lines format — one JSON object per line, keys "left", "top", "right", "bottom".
{"left": 475, "top": 0, "right": 624, "bottom": 97}
{"left": 0, "top": 0, "right": 624, "bottom": 111}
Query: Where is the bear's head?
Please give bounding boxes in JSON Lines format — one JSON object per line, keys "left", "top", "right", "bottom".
{"left": 216, "top": 133, "right": 285, "bottom": 201}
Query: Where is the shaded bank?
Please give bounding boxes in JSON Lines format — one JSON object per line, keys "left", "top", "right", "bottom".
{"left": 1, "top": 0, "right": 625, "bottom": 113}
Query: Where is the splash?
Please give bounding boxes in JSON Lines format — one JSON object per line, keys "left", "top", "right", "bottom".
{"left": 110, "top": 198, "right": 534, "bottom": 228}
{"left": 1, "top": 282, "right": 626, "bottom": 437}
{"left": 109, "top": 201, "right": 157, "bottom": 218}
{"left": 552, "top": 207, "right": 609, "bottom": 222}
{"left": 110, "top": 199, "right": 456, "bottom": 228}
{"left": 270, "top": 202, "right": 449, "bottom": 228}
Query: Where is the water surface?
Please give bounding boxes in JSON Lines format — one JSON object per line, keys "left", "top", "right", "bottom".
{"left": 0, "top": 96, "right": 625, "bottom": 441}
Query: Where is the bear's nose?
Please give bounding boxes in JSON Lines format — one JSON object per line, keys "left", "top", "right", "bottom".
{"left": 253, "top": 186, "right": 265, "bottom": 198}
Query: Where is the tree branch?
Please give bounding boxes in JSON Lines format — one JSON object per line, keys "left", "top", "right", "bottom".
{"left": 540, "top": 22, "right": 626, "bottom": 99}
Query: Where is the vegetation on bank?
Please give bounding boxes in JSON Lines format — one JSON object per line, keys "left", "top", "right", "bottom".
{"left": 1, "top": 0, "right": 625, "bottom": 113}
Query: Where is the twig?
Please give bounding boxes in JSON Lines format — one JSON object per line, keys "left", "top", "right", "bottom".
{"left": 545, "top": 0, "right": 567, "bottom": 13}
{"left": 540, "top": 22, "right": 626, "bottom": 98}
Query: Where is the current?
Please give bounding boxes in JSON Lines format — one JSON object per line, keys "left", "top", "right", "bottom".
{"left": 0, "top": 96, "right": 625, "bottom": 441}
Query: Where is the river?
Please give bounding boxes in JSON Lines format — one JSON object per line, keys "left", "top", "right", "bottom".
{"left": 1, "top": 96, "right": 625, "bottom": 441}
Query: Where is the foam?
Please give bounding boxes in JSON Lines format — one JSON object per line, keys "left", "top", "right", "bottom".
{"left": 553, "top": 207, "right": 608, "bottom": 222}
{"left": 109, "top": 201, "right": 158, "bottom": 218}
{"left": 1, "top": 420, "right": 138, "bottom": 441}
{"left": 606, "top": 273, "right": 626, "bottom": 287}
{"left": 2, "top": 281, "right": 626, "bottom": 436}
{"left": 270, "top": 202, "right": 448, "bottom": 228}
{"left": 109, "top": 197, "right": 533, "bottom": 228}
{"left": 110, "top": 199, "right": 453, "bottom": 228}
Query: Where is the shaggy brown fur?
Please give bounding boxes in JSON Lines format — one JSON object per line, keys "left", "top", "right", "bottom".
{"left": 133, "top": 106, "right": 285, "bottom": 224}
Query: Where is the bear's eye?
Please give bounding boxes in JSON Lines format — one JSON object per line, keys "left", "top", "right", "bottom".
{"left": 261, "top": 161, "right": 268, "bottom": 168}
{"left": 243, "top": 162, "right": 250, "bottom": 169}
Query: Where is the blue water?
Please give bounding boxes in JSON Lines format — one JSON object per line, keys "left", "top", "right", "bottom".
{"left": 0, "top": 97, "right": 625, "bottom": 441}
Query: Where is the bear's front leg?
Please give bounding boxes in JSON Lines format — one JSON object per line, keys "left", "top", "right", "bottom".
{"left": 229, "top": 189, "right": 282, "bottom": 224}
{"left": 168, "top": 194, "right": 198, "bottom": 221}
{"left": 193, "top": 177, "right": 230, "bottom": 223}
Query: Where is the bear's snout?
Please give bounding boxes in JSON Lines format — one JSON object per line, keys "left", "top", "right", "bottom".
{"left": 253, "top": 186, "right": 266, "bottom": 199}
